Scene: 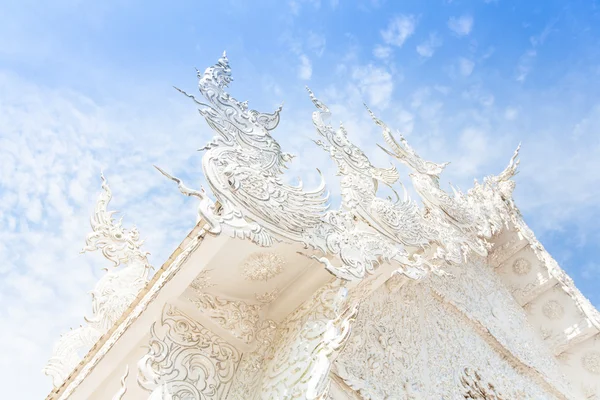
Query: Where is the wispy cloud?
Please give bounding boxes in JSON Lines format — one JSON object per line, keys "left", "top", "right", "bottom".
{"left": 448, "top": 15, "right": 474, "bottom": 36}
{"left": 416, "top": 33, "right": 442, "bottom": 58}
{"left": 381, "top": 15, "right": 418, "bottom": 47}
{"left": 516, "top": 49, "right": 536, "bottom": 82}
{"left": 458, "top": 57, "right": 475, "bottom": 76}
{"left": 307, "top": 31, "right": 326, "bottom": 56}
{"left": 298, "top": 54, "right": 313, "bottom": 80}
{"left": 351, "top": 64, "right": 395, "bottom": 108}
{"left": 516, "top": 18, "right": 558, "bottom": 82}
{"left": 373, "top": 44, "right": 392, "bottom": 59}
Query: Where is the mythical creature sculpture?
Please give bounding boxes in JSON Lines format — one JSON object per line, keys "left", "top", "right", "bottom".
{"left": 370, "top": 109, "right": 496, "bottom": 260}
{"left": 307, "top": 88, "right": 436, "bottom": 250}
{"left": 157, "top": 51, "right": 328, "bottom": 248}
{"left": 157, "top": 53, "right": 428, "bottom": 282}
{"left": 43, "top": 174, "right": 151, "bottom": 388}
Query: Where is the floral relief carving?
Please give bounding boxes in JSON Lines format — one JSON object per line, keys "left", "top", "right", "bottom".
{"left": 228, "top": 319, "right": 278, "bottom": 399}
{"left": 512, "top": 257, "right": 532, "bottom": 276}
{"left": 255, "top": 288, "right": 281, "bottom": 304}
{"left": 137, "top": 304, "right": 241, "bottom": 399}
{"left": 542, "top": 300, "right": 565, "bottom": 320}
{"left": 241, "top": 252, "right": 285, "bottom": 281}
{"left": 190, "top": 269, "right": 217, "bottom": 292}
{"left": 581, "top": 351, "right": 600, "bottom": 375}
{"left": 488, "top": 238, "right": 523, "bottom": 268}
{"left": 188, "top": 293, "right": 262, "bottom": 344}
{"left": 333, "top": 279, "right": 573, "bottom": 399}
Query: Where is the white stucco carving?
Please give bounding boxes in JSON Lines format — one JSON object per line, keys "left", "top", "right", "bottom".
{"left": 188, "top": 292, "right": 263, "bottom": 344}
{"left": 137, "top": 304, "right": 241, "bottom": 399}
{"left": 582, "top": 351, "right": 600, "bottom": 375}
{"left": 111, "top": 365, "right": 129, "bottom": 400}
{"left": 241, "top": 252, "right": 285, "bottom": 281}
{"left": 334, "top": 280, "right": 573, "bottom": 399}
{"left": 512, "top": 257, "right": 532, "bottom": 275}
{"left": 43, "top": 52, "right": 600, "bottom": 400}
{"left": 43, "top": 174, "right": 151, "bottom": 388}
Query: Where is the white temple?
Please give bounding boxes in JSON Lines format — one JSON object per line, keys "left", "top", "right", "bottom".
{"left": 43, "top": 53, "right": 600, "bottom": 400}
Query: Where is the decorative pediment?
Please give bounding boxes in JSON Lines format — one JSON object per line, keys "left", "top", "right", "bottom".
{"left": 157, "top": 53, "right": 522, "bottom": 284}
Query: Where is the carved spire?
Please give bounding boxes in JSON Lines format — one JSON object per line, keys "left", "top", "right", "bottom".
{"left": 366, "top": 105, "right": 449, "bottom": 177}
{"left": 81, "top": 173, "right": 149, "bottom": 266}
{"left": 43, "top": 174, "right": 151, "bottom": 388}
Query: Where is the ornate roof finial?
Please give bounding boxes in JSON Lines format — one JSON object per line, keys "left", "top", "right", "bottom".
{"left": 200, "top": 50, "right": 233, "bottom": 88}
{"left": 44, "top": 174, "right": 151, "bottom": 388}
{"left": 497, "top": 142, "right": 521, "bottom": 182}
{"left": 365, "top": 104, "right": 449, "bottom": 177}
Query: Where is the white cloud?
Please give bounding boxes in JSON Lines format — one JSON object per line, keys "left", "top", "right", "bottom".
{"left": 448, "top": 15, "right": 474, "bottom": 36}
{"left": 288, "top": 0, "right": 321, "bottom": 14}
{"left": 416, "top": 33, "right": 442, "bottom": 58}
{"left": 516, "top": 49, "right": 536, "bottom": 82}
{"left": 458, "top": 57, "right": 475, "bottom": 76}
{"left": 381, "top": 15, "right": 417, "bottom": 47}
{"left": 351, "top": 64, "right": 394, "bottom": 108}
{"left": 504, "top": 107, "right": 519, "bottom": 120}
{"left": 515, "top": 19, "right": 557, "bottom": 82}
{"left": 298, "top": 54, "right": 313, "bottom": 80}
{"left": 307, "top": 31, "right": 326, "bottom": 56}
{"left": 373, "top": 44, "right": 392, "bottom": 59}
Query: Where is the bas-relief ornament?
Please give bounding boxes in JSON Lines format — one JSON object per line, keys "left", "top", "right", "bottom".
{"left": 190, "top": 269, "right": 216, "bottom": 292}
{"left": 428, "top": 257, "right": 569, "bottom": 388}
{"left": 582, "top": 351, "right": 600, "bottom": 375}
{"left": 227, "top": 319, "right": 278, "bottom": 399}
{"left": 488, "top": 237, "right": 525, "bottom": 268}
{"left": 137, "top": 304, "right": 241, "bottom": 399}
{"left": 188, "top": 292, "right": 262, "bottom": 344}
{"left": 333, "top": 281, "right": 570, "bottom": 400}
{"left": 111, "top": 365, "right": 129, "bottom": 400}
{"left": 241, "top": 252, "right": 285, "bottom": 281}
{"left": 255, "top": 288, "right": 281, "bottom": 304}
{"left": 258, "top": 280, "right": 359, "bottom": 400}
{"left": 543, "top": 300, "right": 565, "bottom": 320}
{"left": 43, "top": 174, "right": 151, "bottom": 388}
{"left": 512, "top": 257, "right": 532, "bottom": 276}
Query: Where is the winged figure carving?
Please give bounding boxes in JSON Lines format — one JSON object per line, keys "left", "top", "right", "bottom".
{"left": 156, "top": 52, "right": 328, "bottom": 247}
{"left": 307, "top": 87, "right": 439, "bottom": 250}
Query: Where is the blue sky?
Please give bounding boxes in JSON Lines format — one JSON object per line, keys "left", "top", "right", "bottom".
{"left": 1, "top": 0, "right": 599, "bottom": 397}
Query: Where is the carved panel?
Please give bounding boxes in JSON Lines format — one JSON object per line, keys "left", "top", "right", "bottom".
{"left": 258, "top": 280, "right": 358, "bottom": 399}
{"left": 241, "top": 252, "right": 285, "bottom": 281}
{"left": 582, "top": 351, "right": 600, "bottom": 375}
{"left": 512, "top": 257, "right": 532, "bottom": 276}
{"left": 428, "top": 258, "right": 569, "bottom": 390}
{"left": 137, "top": 304, "right": 241, "bottom": 399}
{"left": 334, "top": 280, "right": 571, "bottom": 399}
{"left": 188, "top": 293, "right": 262, "bottom": 344}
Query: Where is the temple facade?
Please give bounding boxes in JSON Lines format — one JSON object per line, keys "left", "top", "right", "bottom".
{"left": 44, "top": 53, "right": 600, "bottom": 400}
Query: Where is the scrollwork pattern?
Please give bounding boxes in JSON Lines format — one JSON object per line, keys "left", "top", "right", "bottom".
{"left": 137, "top": 304, "right": 241, "bottom": 399}
{"left": 333, "top": 280, "right": 573, "bottom": 399}
{"left": 188, "top": 293, "right": 262, "bottom": 344}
